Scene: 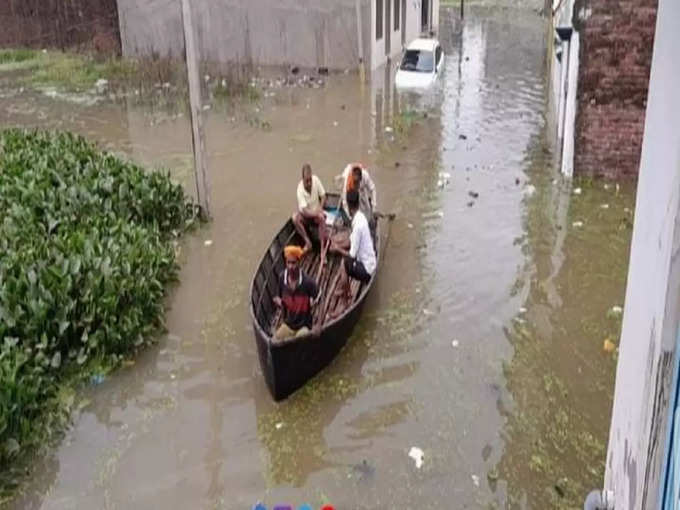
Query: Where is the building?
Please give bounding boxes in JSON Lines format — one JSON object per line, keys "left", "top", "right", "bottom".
{"left": 117, "top": 0, "right": 439, "bottom": 73}
{"left": 593, "top": 0, "right": 680, "bottom": 508}
{"left": 548, "top": 0, "right": 657, "bottom": 178}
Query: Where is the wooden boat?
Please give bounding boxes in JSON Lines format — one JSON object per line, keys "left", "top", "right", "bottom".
{"left": 249, "top": 193, "right": 380, "bottom": 400}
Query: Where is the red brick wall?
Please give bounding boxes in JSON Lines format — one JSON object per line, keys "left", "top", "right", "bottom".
{"left": 0, "top": 0, "right": 121, "bottom": 54}
{"left": 574, "top": 0, "right": 658, "bottom": 179}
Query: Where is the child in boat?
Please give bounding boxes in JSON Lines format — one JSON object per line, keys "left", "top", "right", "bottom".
{"left": 273, "top": 245, "right": 321, "bottom": 340}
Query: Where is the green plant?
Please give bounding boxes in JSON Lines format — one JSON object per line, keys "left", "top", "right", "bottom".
{"left": 0, "top": 129, "right": 196, "bottom": 489}
{"left": 0, "top": 49, "right": 38, "bottom": 65}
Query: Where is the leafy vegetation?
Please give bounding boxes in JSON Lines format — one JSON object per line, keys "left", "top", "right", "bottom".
{"left": 0, "top": 129, "right": 197, "bottom": 496}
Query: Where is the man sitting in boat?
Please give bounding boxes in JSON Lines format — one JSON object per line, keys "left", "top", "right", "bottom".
{"left": 293, "top": 163, "right": 327, "bottom": 255}
{"left": 272, "top": 245, "right": 321, "bottom": 340}
{"left": 335, "top": 163, "right": 377, "bottom": 227}
{"left": 331, "top": 190, "right": 376, "bottom": 304}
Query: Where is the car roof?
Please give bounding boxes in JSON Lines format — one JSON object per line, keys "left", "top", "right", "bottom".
{"left": 406, "top": 38, "right": 438, "bottom": 52}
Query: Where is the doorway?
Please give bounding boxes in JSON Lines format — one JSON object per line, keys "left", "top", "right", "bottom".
{"left": 421, "top": 0, "right": 430, "bottom": 32}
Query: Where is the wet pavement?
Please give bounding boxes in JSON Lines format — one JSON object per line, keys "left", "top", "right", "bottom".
{"left": 1, "top": 6, "right": 634, "bottom": 510}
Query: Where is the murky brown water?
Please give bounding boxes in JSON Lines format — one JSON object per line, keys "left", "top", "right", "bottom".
{"left": 1, "top": 6, "right": 635, "bottom": 510}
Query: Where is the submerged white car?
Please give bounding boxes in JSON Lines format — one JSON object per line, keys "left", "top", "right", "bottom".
{"left": 395, "top": 38, "right": 444, "bottom": 89}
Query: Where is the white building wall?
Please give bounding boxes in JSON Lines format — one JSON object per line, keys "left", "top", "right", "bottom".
{"left": 369, "top": 0, "right": 439, "bottom": 70}
{"left": 604, "top": 0, "right": 680, "bottom": 507}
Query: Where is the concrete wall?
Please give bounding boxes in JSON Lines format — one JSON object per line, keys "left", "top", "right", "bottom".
{"left": 370, "top": 0, "right": 439, "bottom": 69}
{"left": 604, "top": 0, "right": 680, "bottom": 507}
{"left": 0, "top": 0, "right": 120, "bottom": 53}
{"left": 573, "top": 0, "right": 658, "bottom": 179}
{"left": 119, "top": 0, "right": 367, "bottom": 70}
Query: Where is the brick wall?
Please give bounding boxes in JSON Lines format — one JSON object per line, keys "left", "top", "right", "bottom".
{"left": 574, "top": 0, "right": 658, "bottom": 179}
{"left": 0, "top": 0, "right": 121, "bottom": 54}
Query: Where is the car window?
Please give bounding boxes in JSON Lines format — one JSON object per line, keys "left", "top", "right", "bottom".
{"left": 400, "top": 49, "right": 434, "bottom": 73}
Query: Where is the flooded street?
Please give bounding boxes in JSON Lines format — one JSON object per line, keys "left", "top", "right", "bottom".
{"left": 2, "top": 6, "right": 635, "bottom": 510}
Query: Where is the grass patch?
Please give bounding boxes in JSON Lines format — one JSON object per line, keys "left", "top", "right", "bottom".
{"left": 213, "top": 81, "right": 261, "bottom": 103}
{"left": 0, "top": 49, "right": 39, "bottom": 65}
{"left": 27, "top": 53, "right": 138, "bottom": 91}
{"left": 0, "top": 129, "right": 198, "bottom": 501}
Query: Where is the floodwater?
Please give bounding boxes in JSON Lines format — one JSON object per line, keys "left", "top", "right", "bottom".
{"left": 1, "top": 6, "right": 635, "bottom": 510}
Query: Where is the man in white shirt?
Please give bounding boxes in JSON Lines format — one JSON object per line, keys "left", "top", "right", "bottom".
{"left": 293, "top": 163, "right": 327, "bottom": 254}
{"left": 332, "top": 190, "right": 376, "bottom": 303}
{"left": 335, "top": 163, "right": 377, "bottom": 225}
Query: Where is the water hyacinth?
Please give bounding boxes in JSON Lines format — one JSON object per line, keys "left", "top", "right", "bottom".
{"left": 0, "top": 129, "right": 196, "bottom": 478}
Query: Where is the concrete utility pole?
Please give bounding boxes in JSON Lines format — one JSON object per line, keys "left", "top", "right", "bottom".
{"left": 355, "top": 0, "right": 366, "bottom": 82}
{"left": 180, "top": 0, "right": 211, "bottom": 218}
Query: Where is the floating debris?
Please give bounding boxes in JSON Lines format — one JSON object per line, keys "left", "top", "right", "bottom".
{"left": 452, "top": 339, "right": 460, "bottom": 348}
{"left": 610, "top": 305, "right": 623, "bottom": 315}
{"left": 204, "top": 239, "right": 213, "bottom": 247}
{"left": 333, "top": 121, "right": 339, "bottom": 127}
{"left": 422, "top": 308, "right": 435, "bottom": 316}
{"left": 94, "top": 78, "right": 108, "bottom": 93}
{"left": 439, "top": 171, "right": 451, "bottom": 180}
{"left": 572, "top": 221, "right": 584, "bottom": 228}
{"left": 523, "top": 184, "right": 536, "bottom": 196}
{"left": 519, "top": 307, "right": 527, "bottom": 314}
{"left": 573, "top": 187, "right": 582, "bottom": 195}
{"left": 385, "top": 126, "right": 394, "bottom": 133}
{"left": 275, "top": 422, "right": 283, "bottom": 430}
{"left": 603, "top": 339, "right": 616, "bottom": 353}
{"left": 472, "top": 474, "right": 480, "bottom": 487}
{"left": 422, "top": 210, "right": 444, "bottom": 219}
{"left": 408, "top": 446, "right": 424, "bottom": 468}
{"left": 90, "top": 374, "right": 106, "bottom": 385}
{"left": 407, "top": 223, "right": 414, "bottom": 229}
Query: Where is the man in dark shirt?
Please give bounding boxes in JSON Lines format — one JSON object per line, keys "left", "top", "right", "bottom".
{"left": 273, "top": 245, "right": 320, "bottom": 340}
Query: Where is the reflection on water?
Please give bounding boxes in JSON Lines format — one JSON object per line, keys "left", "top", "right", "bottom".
{"left": 1, "top": 5, "right": 634, "bottom": 510}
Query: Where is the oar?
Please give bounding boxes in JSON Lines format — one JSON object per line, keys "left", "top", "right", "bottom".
{"left": 316, "top": 234, "right": 330, "bottom": 282}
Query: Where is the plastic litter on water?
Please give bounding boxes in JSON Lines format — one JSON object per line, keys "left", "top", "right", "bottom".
{"left": 385, "top": 126, "right": 394, "bottom": 133}
{"left": 519, "top": 307, "right": 527, "bottom": 314}
{"left": 452, "top": 339, "right": 459, "bottom": 348}
{"left": 603, "top": 339, "right": 616, "bottom": 353}
{"left": 409, "top": 446, "right": 424, "bottom": 468}
{"left": 523, "top": 184, "right": 536, "bottom": 196}
{"left": 572, "top": 221, "right": 584, "bottom": 228}
{"left": 275, "top": 422, "right": 283, "bottom": 430}
{"left": 204, "top": 239, "right": 213, "bottom": 246}
{"left": 600, "top": 204, "right": 610, "bottom": 209}
{"left": 90, "top": 374, "right": 106, "bottom": 385}
{"left": 573, "top": 187, "right": 582, "bottom": 195}
{"left": 610, "top": 305, "right": 623, "bottom": 315}
{"left": 472, "top": 474, "right": 480, "bottom": 487}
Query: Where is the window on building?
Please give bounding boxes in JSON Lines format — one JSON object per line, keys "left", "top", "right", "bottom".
{"left": 394, "top": 0, "right": 400, "bottom": 30}
{"left": 376, "top": 0, "right": 383, "bottom": 40}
